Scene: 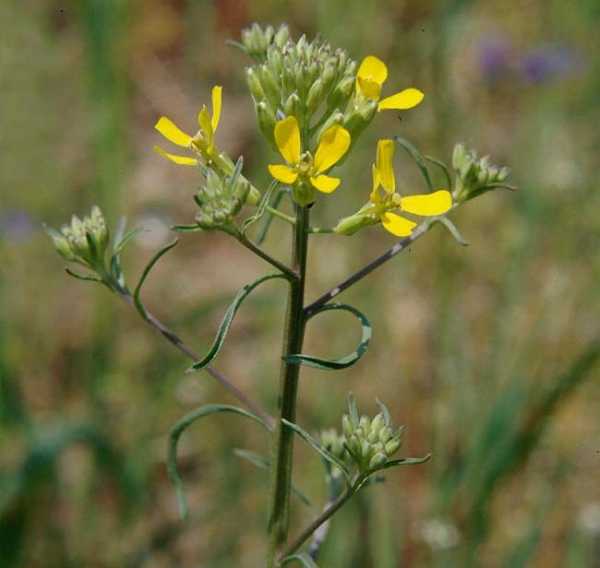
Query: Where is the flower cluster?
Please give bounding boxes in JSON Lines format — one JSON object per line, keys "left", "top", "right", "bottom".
{"left": 342, "top": 404, "right": 404, "bottom": 473}
{"left": 47, "top": 206, "right": 109, "bottom": 269}
{"left": 194, "top": 162, "right": 252, "bottom": 232}
{"left": 321, "top": 398, "right": 406, "bottom": 476}
{"left": 452, "top": 143, "right": 511, "bottom": 203}
{"left": 242, "top": 24, "right": 357, "bottom": 141}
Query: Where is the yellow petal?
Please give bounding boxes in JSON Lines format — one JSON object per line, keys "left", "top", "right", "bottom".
{"left": 357, "top": 77, "right": 382, "bottom": 100}
{"left": 313, "top": 125, "right": 351, "bottom": 173}
{"left": 274, "top": 116, "right": 301, "bottom": 165}
{"left": 357, "top": 55, "right": 388, "bottom": 86}
{"left": 155, "top": 117, "right": 192, "bottom": 147}
{"left": 400, "top": 190, "right": 452, "bottom": 216}
{"left": 153, "top": 145, "right": 198, "bottom": 166}
{"left": 378, "top": 88, "right": 424, "bottom": 111}
{"left": 268, "top": 164, "right": 298, "bottom": 184}
{"left": 310, "top": 175, "right": 340, "bottom": 194}
{"left": 375, "top": 139, "right": 396, "bottom": 193}
{"left": 381, "top": 212, "right": 417, "bottom": 237}
{"left": 211, "top": 85, "right": 222, "bottom": 132}
{"left": 371, "top": 163, "right": 381, "bottom": 194}
{"left": 198, "top": 106, "right": 213, "bottom": 141}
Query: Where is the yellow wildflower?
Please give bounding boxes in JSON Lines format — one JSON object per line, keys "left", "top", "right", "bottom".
{"left": 356, "top": 56, "right": 424, "bottom": 112}
{"left": 154, "top": 85, "right": 223, "bottom": 166}
{"left": 268, "top": 116, "right": 351, "bottom": 194}
{"left": 370, "top": 139, "right": 452, "bottom": 236}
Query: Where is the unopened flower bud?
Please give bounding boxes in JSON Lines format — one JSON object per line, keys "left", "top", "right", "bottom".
{"left": 342, "top": 415, "right": 353, "bottom": 438}
{"left": 328, "top": 75, "right": 354, "bottom": 110}
{"left": 258, "top": 65, "right": 280, "bottom": 107}
{"left": 283, "top": 92, "right": 301, "bottom": 118}
{"left": 49, "top": 230, "right": 75, "bottom": 261}
{"left": 369, "top": 452, "right": 387, "bottom": 470}
{"left": 360, "top": 439, "right": 371, "bottom": 459}
{"left": 273, "top": 24, "right": 289, "bottom": 49}
{"left": 306, "top": 79, "right": 324, "bottom": 113}
{"left": 378, "top": 426, "right": 392, "bottom": 444}
{"left": 256, "top": 101, "right": 276, "bottom": 146}
{"left": 385, "top": 438, "right": 401, "bottom": 456}
{"left": 246, "top": 68, "right": 266, "bottom": 101}
{"left": 370, "top": 413, "right": 385, "bottom": 435}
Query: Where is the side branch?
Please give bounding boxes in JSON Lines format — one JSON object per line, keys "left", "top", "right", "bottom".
{"left": 304, "top": 217, "right": 435, "bottom": 317}
{"left": 116, "top": 290, "right": 273, "bottom": 427}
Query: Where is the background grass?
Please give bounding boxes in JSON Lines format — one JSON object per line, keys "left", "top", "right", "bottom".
{"left": 1, "top": 0, "right": 599, "bottom": 566}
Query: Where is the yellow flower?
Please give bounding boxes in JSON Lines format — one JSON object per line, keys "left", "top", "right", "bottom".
{"left": 356, "top": 56, "right": 424, "bottom": 112}
{"left": 268, "top": 116, "right": 351, "bottom": 194}
{"left": 153, "top": 85, "right": 223, "bottom": 166}
{"left": 370, "top": 139, "right": 452, "bottom": 236}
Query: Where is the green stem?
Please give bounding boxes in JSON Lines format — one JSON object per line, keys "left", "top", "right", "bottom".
{"left": 237, "top": 234, "right": 297, "bottom": 281}
{"left": 266, "top": 206, "right": 296, "bottom": 225}
{"left": 267, "top": 204, "right": 310, "bottom": 565}
{"left": 280, "top": 485, "right": 354, "bottom": 560}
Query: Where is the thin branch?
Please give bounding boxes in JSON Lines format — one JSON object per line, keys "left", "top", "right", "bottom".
{"left": 280, "top": 485, "right": 354, "bottom": 560}
{"left": 116, "top": 290, "right": 273, "bottom": 427}
{"left": 266, "top": 206, "right": 296, "bottom": 225}
{"left": 304, "top": 217, "right": 437, "bottom": 317}
{"left": 237, "top": 234, "right": 298, "bottom": 281}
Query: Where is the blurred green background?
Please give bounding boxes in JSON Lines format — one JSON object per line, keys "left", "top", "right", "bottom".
{"left": 2, "top": 1, "right": 599, "bottom": 566}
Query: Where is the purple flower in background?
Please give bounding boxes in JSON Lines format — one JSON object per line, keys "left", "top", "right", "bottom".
{"left": 0, "top": 210, "right": 34, "bottom": 243}
{"left": 478, "top": 37, "right": 512, "bottom": 84}
{"left": 520, "top": 44, "right": 584, "bottom": 84}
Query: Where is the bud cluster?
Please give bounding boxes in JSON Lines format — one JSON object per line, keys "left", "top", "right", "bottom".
{"left": 320, "top": 397, "right": 406, "bottom": 476}
{"left": 242, "top": 24, "right": 357, "bottom": 146}
{"left": 343, "top": 408, "right": 404, "bottom": 472}
{"left": 47, "top": 206, "right": 109, "bottom": 270}
{"left": 452, "top": 143, "right": 511, "bottom": 203}
{"left": 194, "top": 163, "right": 251, "bottom": 232}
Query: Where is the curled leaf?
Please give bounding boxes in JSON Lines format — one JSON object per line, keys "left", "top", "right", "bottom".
{"left": 168, "top": 404, "right": 271, "bottom": 519}
{"left": 190, "top": 273, "right": 287, "bottom": 371}
{"left": 284, "top": 303, "right": 371, "bottom": 370}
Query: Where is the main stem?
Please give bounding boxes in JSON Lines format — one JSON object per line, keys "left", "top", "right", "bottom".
{"left": 267, "top": 204, "right": 310, "bottom": 565}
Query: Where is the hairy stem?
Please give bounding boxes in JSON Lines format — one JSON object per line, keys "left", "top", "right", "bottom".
{"left": 267, "top": 204, "right": 310, "bottom": 565}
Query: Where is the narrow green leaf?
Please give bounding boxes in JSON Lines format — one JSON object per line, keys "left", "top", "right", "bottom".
{"left": 281, "top": 553, "right": 320, "bottom": 567}
{"left": 375, "top": 399, "right": 391, "bottom": 426}
{"left": 233, "top": 448, "right": 269, "bottom": 469}
{"left": 171, "top": 223, "right": 202, "bottom": 233}
{"left": 433, "top": 217, "right": 469, "bottom": 246}
{"left": 233, "top": 449, "right": 312, "bottom": 506}
{"left": 133, "top": 240, "right": 179, "bottom": 320}
{"left": 424, "top": 155, "right": 453, "bottom": 191}
{"left": 256, "top": 186, "right": 288, "bottom": 244}
{"left": 284, "top": 303, "right": 371, "bottom": 370}
{"left": 347, "top": 393, "right": 359, "bottom": 425}
{"left": 190, "top": 273, "right": 286, "bottom": 371}
{"left": 168, "top": 404, "right": 271, "bottom": 519}
{"left": 113, "top": 226, "right": 143, "bottom": 255}
{"left": 377, "top": 454, "right": 432, "bottom": 471}
{"left": 242, "top": 180, "right": 279, "bottom": 235}
{"left": 394, "top": 136, "right": 434, "bottom": 192}
{"left": 65, "top": 267, "right": 103, "bottom": 284}
{"left": 282, "top": 419, "right": 351, "bottom": 482}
